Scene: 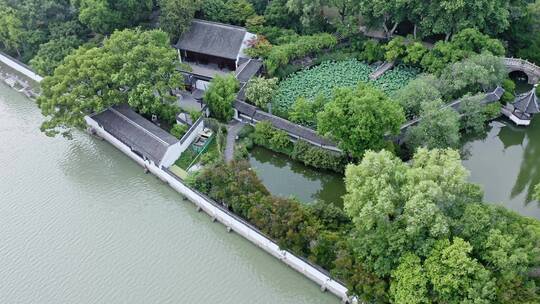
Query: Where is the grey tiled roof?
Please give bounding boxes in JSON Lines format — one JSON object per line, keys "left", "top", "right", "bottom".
{"left": 483, "top": 86, "right": 505, "bottom": 103}
{"left": 235, "top": 59, "right": 263, "bottom": 83}
{"left": 513, "top": 87, "right": 539, "bottom": 114}
{"left": 91, "top": 104, "right": 178, "bottom": 165}
{"left": 175, "top": 19, "right": 246, "bottom": 60}
{"left": 234, "top": 100, "right": 337, "bottom": 147}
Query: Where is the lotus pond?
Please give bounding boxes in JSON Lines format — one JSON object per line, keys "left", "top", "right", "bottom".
{"left": 272, "top": 59, "right": 420, "bottom": 115}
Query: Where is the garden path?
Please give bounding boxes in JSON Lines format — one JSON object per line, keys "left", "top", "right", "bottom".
{"left": 225, "top": 120, "right": 244, "bottom": 162}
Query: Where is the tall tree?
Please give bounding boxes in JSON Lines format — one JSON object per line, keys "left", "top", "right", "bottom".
{"left": 203, "top": 74, "right": 239, "bottom": 122}
{"left": 158, "top": 0, "right": 198, "bottom": 42}
{"left": 0, "top": 3, "right": 24, "bottom": 56}
{"left": 344, "top": 148, "right": 540, "bottom": 302}
{"left": 419, "top": 0, "right": 511, "bottom": 40}
{"left": 73, "top": 0, "right": 153, "bottom": 34}
{"left": 37, "top": 29, "right": 182, "bottom": 138}
{"left": 317, "top": 84, "right": 405, "bottom": 158}
{"left": 356, "top": 0, "right": 407, "bottom": 38}
{"left": 406, "top": 100, "right": 461, "bottom": 150}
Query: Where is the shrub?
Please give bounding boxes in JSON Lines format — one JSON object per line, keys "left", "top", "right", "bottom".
{"left": 359, "top": 39, "right": 384, "bottom": 63}
{"left": 170, "top": 123, "right": 188, "bottom": 139}
{"left": 263, "top": 33, "right": 337, "bottom": 75}
{"left": 384, "top": 37, "right": 406, "bottom": 62}
{"left": 290, "top": 141, "right": 348, "bottom": 173}
{"left": 251, "top": 121, "right": 347, "bottom": 172}
{"left": 501, "top": 78, "right": 516, "bottom": 104}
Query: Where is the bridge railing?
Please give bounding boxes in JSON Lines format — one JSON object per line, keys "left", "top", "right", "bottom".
{"left": 504, "top": 57, "right": 540, "bottom": 72}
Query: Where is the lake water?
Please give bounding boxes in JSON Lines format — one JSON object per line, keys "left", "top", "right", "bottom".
{"left": 0, "top": 83, "right": 338, "bottom": 304}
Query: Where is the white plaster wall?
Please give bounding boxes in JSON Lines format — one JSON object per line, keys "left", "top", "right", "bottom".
{"left": 85, "top": 115, "right": 354, "bottom": 304}
{"left": 0, "top": 52, "right": 43, "bottom": 83}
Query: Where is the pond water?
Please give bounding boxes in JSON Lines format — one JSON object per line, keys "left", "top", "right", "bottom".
{"left": 248, "top": 147, "right": 346, "bottom": 206}
{"left": 462, "top": 117, "right": 540, "bottom": 219}
{"left": 249, "top": 117, "right": 540, "bottom": 220}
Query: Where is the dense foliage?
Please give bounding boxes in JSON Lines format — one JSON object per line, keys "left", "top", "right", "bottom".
{"left": 272, "top": 60, "right": 418, "bottom": 116}
{"left": 317, "top": 84, "right": 405, "bottom": 158}
{"left": 344, "top": 148, "right": 540, "bottom": 303}
{"left": 245, "top": 76, "right": 278, "bottom": 109}
{"left": 250, "top": 121, "right": 348, "bottom": 173}
{"left": 158, "top": 0, "right": 198, "bottom": 42}
{"left": 203, "top": 74, "right": 239, "bottom": 122}
{"left": 170, "top": 123, "right": 189, "bottom": 139}
{"left": 258, "top": 33, "right": 337, "bottom": 75}
{"left": 37, "top": 29, "right": 182, "bottom": 138}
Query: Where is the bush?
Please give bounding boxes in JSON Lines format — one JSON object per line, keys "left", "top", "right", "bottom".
{"left": 251, "top": 121, "right": 347, "bottom": 172}
{"left": 358, "top": 39, "right": 384, "bottom": 63}
{"left": 501, "top": 78, "right": 516, "bottom": 104}
{"left": 262, "top": 33, "right": 337, "bottom": 75}
{"left": 252, "top": 121, "right": 293, "bottom": 153}
{"left": 290, "top": 141, "right": 348, "bottom": 173}
{"left": 170, "top": 123, "right": 188, "bottom": 139}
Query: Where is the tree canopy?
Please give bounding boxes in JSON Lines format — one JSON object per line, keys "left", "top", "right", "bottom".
{"left": 158, "top": 0, "right": 198, "bottom": 42}
{"left": 344, "top": 148, "right": 540, "bottom": 303}
{"left": 317, "top": 84, "right": 405, "bottom": 158}
{"left": 72, "top": 0, "right": 153, "bottom": 34}
{"left": 203, "top": 74, "right": 239, "bottom": 122}
{"left": 37, "top": 29, "right": 182, "bottom": 138}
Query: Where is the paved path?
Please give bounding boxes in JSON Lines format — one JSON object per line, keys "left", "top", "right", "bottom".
{"left": 224, "top": 121, "right": 244, "bottom": 162}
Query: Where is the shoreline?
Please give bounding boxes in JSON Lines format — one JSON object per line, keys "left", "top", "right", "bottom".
{"left": 0, "top": 51, "right": 354, "bottom": 304}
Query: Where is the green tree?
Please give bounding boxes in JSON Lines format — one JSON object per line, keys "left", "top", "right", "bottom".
{"left": 29, "top": 36, "right": 82, "bottom": 75}
{"left": 344, "top": 148, "right": 540, "bottom": 302}
{"left": 439, "top": 53, "right": 506, "bottom": 99}
{"left": 534, "top": 183, "right": 540, "bottom": 201}
{"left": 425, "top": 238, "right": 496, "bottom": 303}
{"left": 395, "top": 75, "right": 442, "bottom": 119}
{"left": 356, "top": 0, "right": 407, "bottom": 38}
{"left": 0, "top": 3, "right": 24, "bottom": 56}
{"left": 226, "top": 0, "right": 256, "bottom": 25}
{"left": 317, "top": 84, "right": 405, "bottom": 158}
{"left": 407, "top": 100, "right": 461, "bottom": 150}
{"left": 158, "top": 0, "right": 198, "bottom": 42}
{"left": 459, "top": 94, "right": 488, "bottom": 135}
{"left": 73, "top": 0, "right": 153, "bottom": 34}
{"left": 170, "top": 123, "right": 188, "bottom": 139}
{"left": 403, "top": 42, "right": 428, "bottom": 66}
{"left": 37, "top": 29, "right": 182, "bottom": 138}
{"left": 390, "top": 253, "right": 430, "bottom": 304}
{"left": 203, "top": 74, "right": 239, "bottom": 122}
{"left": 289, "top": 95, "right": 325, "bottom": 127}
{"left": 501, "top": 78, "right": 516, "bottom": 104}
{"left": 419, "top": 0, "right": 511, "bottom": 40}
{"left": 384, "top": 36, "right": 406, "bottom": 62}
{"left": 245, "top": 76, "right": 278, "bottom": 109}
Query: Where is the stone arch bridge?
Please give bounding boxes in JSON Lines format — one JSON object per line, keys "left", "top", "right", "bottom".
{"left": 504, "top": 58, "right": 540, "bottom": 84}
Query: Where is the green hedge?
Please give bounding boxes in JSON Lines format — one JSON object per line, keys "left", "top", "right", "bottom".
{"left": 251, "top": 121, "right": 348, "bottom": 173}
